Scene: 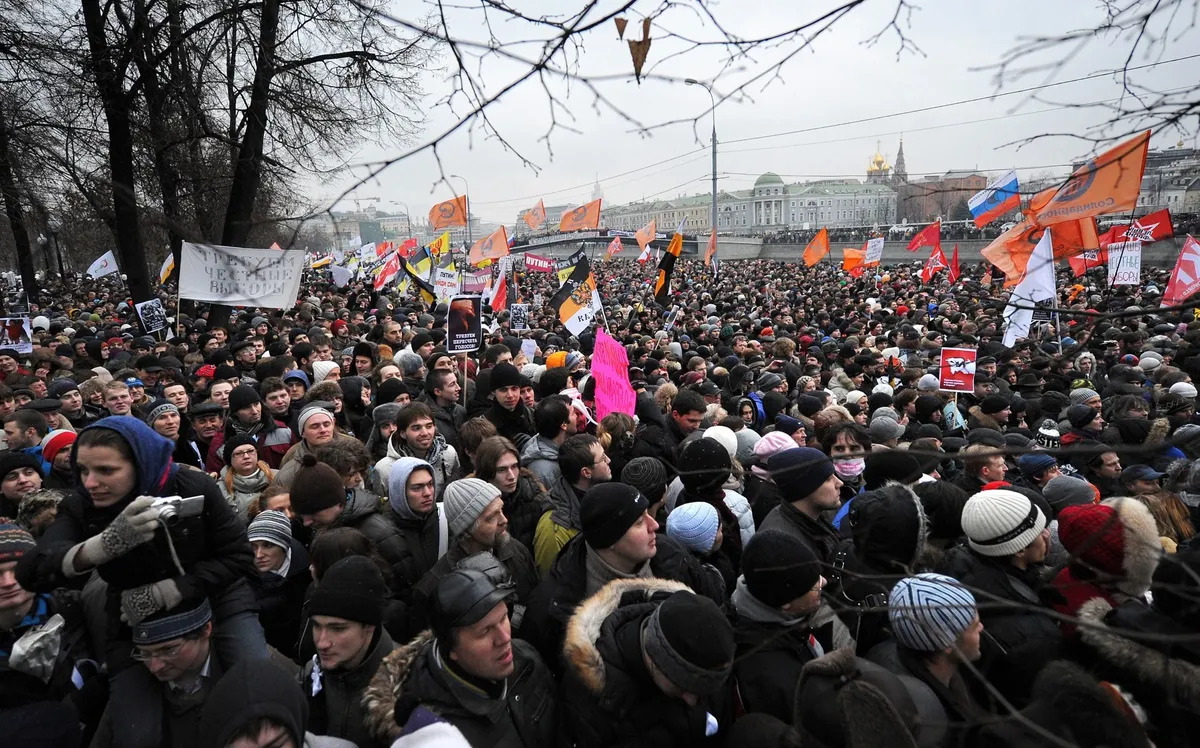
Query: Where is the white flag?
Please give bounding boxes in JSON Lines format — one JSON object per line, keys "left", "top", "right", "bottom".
{"left": 158, "top": 254, "right": 175, "bottom": 284}
{"left": 330, "top": 265, "right": 353, "bottom": 288}
{"left": 87, "top": 250, "right": 119, "bottom": 279}
{"left": 1002, "top": 229, "right": 1057, "bottom": 347}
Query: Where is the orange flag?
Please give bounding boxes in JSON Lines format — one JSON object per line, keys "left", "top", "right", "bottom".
{"left": 842, "top": 248, "right": 865, "bottom": 271}
{"left": 559, "top": 199, "right": 602, "bottom": 232}
{"left": 802, "top": 228, "right": 830, "bottom": 267}
{"left": 981, "top": 217, "right": 1101, "bottom": 287}
{"left": 429, "top": 195, "right": 468, "bottom": 230}
{"left": 522, "top": 200, "right": 546, "bottom": 231}
{"left": 704, "top": 230, "right": 717, "bottom": 267}
{"left": 1029, "top": 131, "right": 1150, "bottom": 226}
{"left": 467, "top": 225, "right": 509, "bottom": 267}
{"left": 635, "top": 219, "right": 657, "bottom": 251}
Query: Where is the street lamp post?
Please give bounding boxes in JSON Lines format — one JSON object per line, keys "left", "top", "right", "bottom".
{"left": 395, "top": 202, "right": 412, "bottom": 238}
{"left": 450, "top": 174, "right": 471, "bottom": 245}
{"left": 36, "top": 233, "right": 51, "bottom": 274}
{"left": 685, "top": 78, "right": 718, "bottom": 236}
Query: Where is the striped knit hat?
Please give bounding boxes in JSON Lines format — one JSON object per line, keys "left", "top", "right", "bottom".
{"left": 888, "top": 573, "right": 977, "bottom": 652}
{"left": 247, "top": 510, "right": 292, "bottom": 550}
{"left": 0, "top": 521, "right": 36, "bottom": 561}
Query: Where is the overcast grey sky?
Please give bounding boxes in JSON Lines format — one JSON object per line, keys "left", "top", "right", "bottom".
{"left": 309, "top": 0, "right": 1199, "bottom": 226}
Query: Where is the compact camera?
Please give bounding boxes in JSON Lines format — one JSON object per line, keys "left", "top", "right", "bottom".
{"left": 149, "top": 495, "right": 205, "bottom": 525}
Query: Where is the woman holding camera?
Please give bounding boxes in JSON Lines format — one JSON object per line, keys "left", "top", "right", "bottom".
{"left": 17, "top": 416, "right": 264, "bottom": 747}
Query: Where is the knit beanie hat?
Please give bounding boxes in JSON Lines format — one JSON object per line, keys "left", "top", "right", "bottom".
{"left": 1169, "top": 381, "right": 1198, "bottom": 398}
{"left": 41, "top": 429, "right": 77, "bottom": 464}
{"left": 701, "top": 426, "right": 738, "bottom": 458}
{"left": 888, "top": 573, "right": 977, "bottom": 652}
{"left": 443, "top": 478, "right": 502, "bottom": 537}
{"left": 1069, "top": 388, "right": 1101, "bottom": 406}
{"left": 1066, "top": 404, "right": 1099, "bottom": 429}
{"left": 228, "top": 385, "right": 260, "bottom": 414}
{"left": 222, "top": 434, "right": 259, "bottom": 466}
{"left": 0, "top": 521, "right": 36, "bottom": 561}
{"left": 311, "top": 361, "right": 339, "bottom": 384}
{"left": 48, "top": 379, "right": 80, "bottom": 399}
{"left": 961, "top": 489, "right": 1047, "bottom": 557}
{"left": 621, "top": 457, "right": 670, "bottom": 503}
{"left": 297, "top": 405, "right": 333, "bottom": 435}
{"left": 1016, "top": 452, "right": 1057, "bottom": 481}
{"left": 754, "top": 431, "right": 796, "bottom": 461}
{"left": 917, "top": 374, "right": 940, "bottom": 392}
{"left": 142, "top": 399, "right": 178, "bottom": 427}
{"left": 0, "top": 452, "right": 41, "bottom": 482}
{"left": 489, "top": 362, "right": 522, "bottom": 391}
{"left": 666, "top": 502, "right": 721, "bottom": 553}
{"left": 862, "top": 451, "right": 923, "bottom": 490}
{"left": 580, "top": 482, "right": 648, "bottom": 549}
{"left": 397, "top": 351, "right": 423, "bottom": 376}
{"left": 289, "top": 454, "right": 346, "bottom": 516}
{"left": 979, "top": 394, "right": 1010, "bottom": 415}
{"left": 795, "top": 395, "right": 823, "bottom": 417}
{"left": 1042, "top": 476, "right": 1097, "bottom": 515}
{"left": 376, "top": 378, "right": 409, "bottom": 405}
{"left": 308, "top": 556, "right": 386, "bottom": 625}
{"left": 767, "top": 447, "right": 835, "bottom": 500}
{"left": 1056, "top": 502, "right": 1160, "bottom": 596}
{"left": 772, "top": 415, "right": 802, "bottom": 436}
{"left": 247, "top": 509, "right": 292, "bottom": 550}
{"left": 678, "top": 438, "right": 732, "bottom": 492}
{"left": 742, "top": 530, "right": 820, "bottom": 607}
{"left": 1036, "top": 419, "right": 1061, "bottom": 449}
{"left": 642, "top": 591, "right": 735, "bottom": 696}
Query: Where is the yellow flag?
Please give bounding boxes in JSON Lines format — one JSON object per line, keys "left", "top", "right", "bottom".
{"left": 429, "top": 231, "right": 451, "bottom": 256}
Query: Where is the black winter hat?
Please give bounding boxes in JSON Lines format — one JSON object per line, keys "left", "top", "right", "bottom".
{"left": 862, "top": 451, "right": 923, "bottom": 490}
{"left": 580, "top": 482, "right": 648, "bottom": 549}
{"left": 410, "top": 332, "right": 434, "bottom": 352}
{"left": 308, "top": 556, "right": 386, "bottom": 625}
{"left": 227, "top": 385, "right": 260, "bottom": 414}
{"left": 642, "top": 591, "right": 735, "bottom": 696}
{"left": 214, "top": 364, "right": 240, "bottom": 381}
{"left": 795, "top": 394, "right": 823, "bottom": 417}
{"left": 352, "top": 341, "right": 375, "bottom": 361}
{"left": 980, "top": 394, "right": 1010, "bottom": 415}
{"left": 489, "top": 362, "right": 522, "bottom": 392}
{"left": 742, "top": 530, "right": 820, "bottom": 607}
{"left": 289, "top": 454, "right": 347, "bottom": 516}
{"left": 222, "top": 434, "right": 258, "bottom": 466}
{"left": 677, "top": 438, "right": 731, "bottom": 492}
{"left": 1066, "top": 404, "right": 1099, "bottom": 429}
{"left": 377, "top": 378, "right": 410, "bottom": 404}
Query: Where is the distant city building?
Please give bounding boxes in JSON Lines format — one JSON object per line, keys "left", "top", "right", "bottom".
{"left": 896, "top": 170, "right": 989, "bottom": 224}
{"left": 1133, "top": 140, "right": 1200, "bottom": 214}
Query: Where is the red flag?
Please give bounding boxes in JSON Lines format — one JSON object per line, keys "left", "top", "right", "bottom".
{"left": 490, "top": 273, "right": 508, "bottom": 313}
{"left": 605, "top": 236, "right": 623, "bottom": 258}
{"left": 1104, "top": 208, "right": 1174, "bottom": 245}
{"left": 704, "top": 231, "right": 717, "bottom": 267}
{"left": 1164, "top": 235, "right": 1200, "bottom": 308}
{"left": 1068, "top": 247, "right": 1108, "bottom": 277}
{"left": 920, "top": 244, "right": 949, "bottom": 283}
{"left": 948, "top": 244, "right": 961, "bottom": 284}
{"left": 375, "top": 241, "right": 393, "bottom": 258}
{"left": 906, "top": 220, "right": 941, "bottom": 253}
{"left": 398, "top": 238, "right": 418, "bottom": 259}
{"left": 373, "top": 252, "right": 401, "bottom": 291}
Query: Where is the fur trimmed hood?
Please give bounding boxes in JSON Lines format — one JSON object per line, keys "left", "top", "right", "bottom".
{"left": 362, "top": 630, "right": 433, "bottom": 743}
{"left": 1077, "top": 597, "right": 1200, "bottom": 709}
{"left": 846, "top": 481, "right": 929, "bottom": 572}
{"left": 966, "top": 406, "right": 1004, "bottom": 432}
{"left": 1101, "top": 497, "right": 1163, "bottom": 598}
{"left": 563, "top": 577, "right": 690, "bottom": 696}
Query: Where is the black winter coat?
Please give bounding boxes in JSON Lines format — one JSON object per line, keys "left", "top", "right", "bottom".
{"left": 17, "top": 468, "right": 256, "bottom": 658}
{"left": 485, "top": 401, "right": 535, "bottom": 449}
{"left": 732, "top": 614, "right": 834, "bottom": 723}
{"left": 758, "top": 499, "right": 841, "bottom": 564}
{"left": 936, "top": 545, "right": 1064, "bottom": 708}
{"left": 369, "top": 499, "right": 441, "bottom": 597}
{"left": 521, "top": 532, "right": 725, "bottom": 674}
{"left": 743, "top": 471, "right": 785, "bottom": 529}
{"left": 501, "top": 470, "right": 552, "bottom": 553}
{"left": 248, "top": 537, "right": 311, "bottom": 659}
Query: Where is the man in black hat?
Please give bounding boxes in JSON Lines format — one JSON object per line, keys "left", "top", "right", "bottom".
{"left": 484, "top": 362, "right": 535, "bottom": 449}
{"left": 522, "top": 482, "right": 724, "bottom": 672}
{"left": 91, "top": 598, "right": 225, "bottom": 748}
{"left": 187, "top": 400, "right": 226, "bottom": 462}
{"left": 135, "top": 354, "right": 165, "bottom": 397}
{"left": 561, "top": 583, "right": 736, "bottom": 747}
{"left": 203, "top": 385, "right": 296, "bottom": 473}
{"left": 369, "top": 568, "right": 558, "bottom": 747}
{"left": 49, "top": 378, "right": 93, "bottom": 428}
{"left": 301, "top": 556, "right": 396, "bottom": 748}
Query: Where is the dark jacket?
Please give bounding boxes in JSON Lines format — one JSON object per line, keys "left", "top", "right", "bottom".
{"left": 869, "top": 640, "right": 987, "bottom": 748}
{"left": 759, "top": 499, "right": 841, "bottom": 564}
{"left": 499, "top": 469, "right": 553, "bottom": 553}
{"left": 369, "top": 498, "right": 442, "bottom": 598}
{"left": 362, "top": 631, "right": 557, "bottom": 748}
{"left": 248, "top": 537, "right": 312, "bottom": 659}
{"left": 410, "top": 536, "right": 539, "bottom": 638}
{"left": 743, "top": 471, "right": 785, "bottom": 529}
{"left": 485, "top": 401, "right": 535, "bottom": 450}
{"left": 521, "top": 532, "right": 724, "bottom": 673}
{"left": 631, "top": 411, "right": 688, "bottom": 469}
{"left": 302, "top": 629, "right": 397, "bottom": 748}
{"left": 936, "top": 545, "right": 1063, "bottom": 708}
{"left": 205, "top": 416, "right": 296, "bottom": 473}
{"left": 0, "top": 590, "right": 96, "bottom": 712}
{"left": 560, "top": 578, "right": 734, "bottom": 748}
{"left": 420, "top": 394, "right": 466, "bottom": 452}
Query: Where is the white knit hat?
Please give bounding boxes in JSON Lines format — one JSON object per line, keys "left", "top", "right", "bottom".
{"left": 1169, "top": 381, "right": 1198, "bottom": 398}
{"left": 702, "top": 427, "right": 738, "bottom": 459}
{"left": 666, "top": 502, "right": 720, "bottom": 553}
{"left": 961, "top": 489, "right": 1046, "bottom": 557}
{"left": 443, "top": 478, "right": 502, "bottom": 537}
{"left": 917, "top": 374, "right": 939, "bottom": 392}
{"left": 311, "top": 360, "right": 339, "bottom": 383}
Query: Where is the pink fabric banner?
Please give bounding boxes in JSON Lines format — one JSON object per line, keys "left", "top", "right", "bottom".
{"left": 522, "top": 253, "right": 554, "bottom": 273}
{"left": 593, "top": 327, "right": 636, "bottom": 420}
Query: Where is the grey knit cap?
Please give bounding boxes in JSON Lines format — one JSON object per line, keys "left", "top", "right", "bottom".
{"left": 443, "top": 478, "right": 502, "bottom": 537}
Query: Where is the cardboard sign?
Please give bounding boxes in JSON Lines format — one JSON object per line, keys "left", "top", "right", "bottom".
{"left": 938, "top": 347, "right": 977, "bottom": 393}
{"left": 510, "top": 304, "right": 530, "bottom": 331}
{"left": 864, "top": 237, "right": 885, "bottom": 266}
{"left": 434, "top": 266, "right": 460, "bottom": 304}
{"left": 1107, "top": 241, "right": 1141, "bottom": 286}
{"left": 0, "top": 317, "right": 33, "bottom": 354}
{"left": 446, "top": 296, "right": 483, "bottom": 353}
{"left": 135, "top": 299, "right": 168, "bottom": 334}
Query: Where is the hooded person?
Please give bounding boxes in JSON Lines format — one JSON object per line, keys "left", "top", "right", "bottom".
{"left": 367, "top": 457, "right": 445, "bottom": 619}
{"left": 561, "top": 582, "right": 737, "bottom": 747}
{"left": 935, "top": 489, "right": 1063, "bottom": 708}
{"left": 826, "top": 482, "right": 930, "bottom": 654}
{"left": 15, "top": 416, "right": 263, "bottom": 748}
{"left": 201, "top": 659, "right": 356, "bottom": 748}
{"left": 731, "top": 530, "right": 853, "bottom": 723}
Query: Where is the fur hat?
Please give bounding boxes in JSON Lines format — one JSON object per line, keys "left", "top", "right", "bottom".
{"left": 1058, "top": 499, "right": 1161, "bottom": 597}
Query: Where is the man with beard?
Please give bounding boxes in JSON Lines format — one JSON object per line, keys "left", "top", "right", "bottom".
{"left": 411, "top": 478, "right": 539, "bottom": 635}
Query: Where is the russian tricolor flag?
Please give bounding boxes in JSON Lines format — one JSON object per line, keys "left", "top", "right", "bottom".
{"left": 968, "top": 170, "right": 1021, "bottom": 229}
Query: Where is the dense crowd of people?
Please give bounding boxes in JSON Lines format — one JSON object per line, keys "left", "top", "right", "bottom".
{"left": 0, "top": 244, "right": 1197, "bottom": 748}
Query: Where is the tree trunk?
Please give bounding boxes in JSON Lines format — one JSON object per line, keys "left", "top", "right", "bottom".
{"left": 207, "top": 0, "right": 280, "bottom": 330}
{"left": 80, "top": 0, "right": 153, "bottom": 306}
{"left": 0, "top": 110, "right": 40, "bottom": 303}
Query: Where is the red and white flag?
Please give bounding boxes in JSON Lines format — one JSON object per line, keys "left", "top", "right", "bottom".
{"left": 606, "top": 236, "right": 623, "bottom": 258}
{"left": 920, "top": 244, "right": 949, "bottom": 283}
{"left": 1164, "top": 235, "right": 1200, "bottom": 308}
{"left": 637, "top": 244, "right": 652, "bottom": 264}
{"left": 1101, "top": 208, "right": 1174, "bottom": 246}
